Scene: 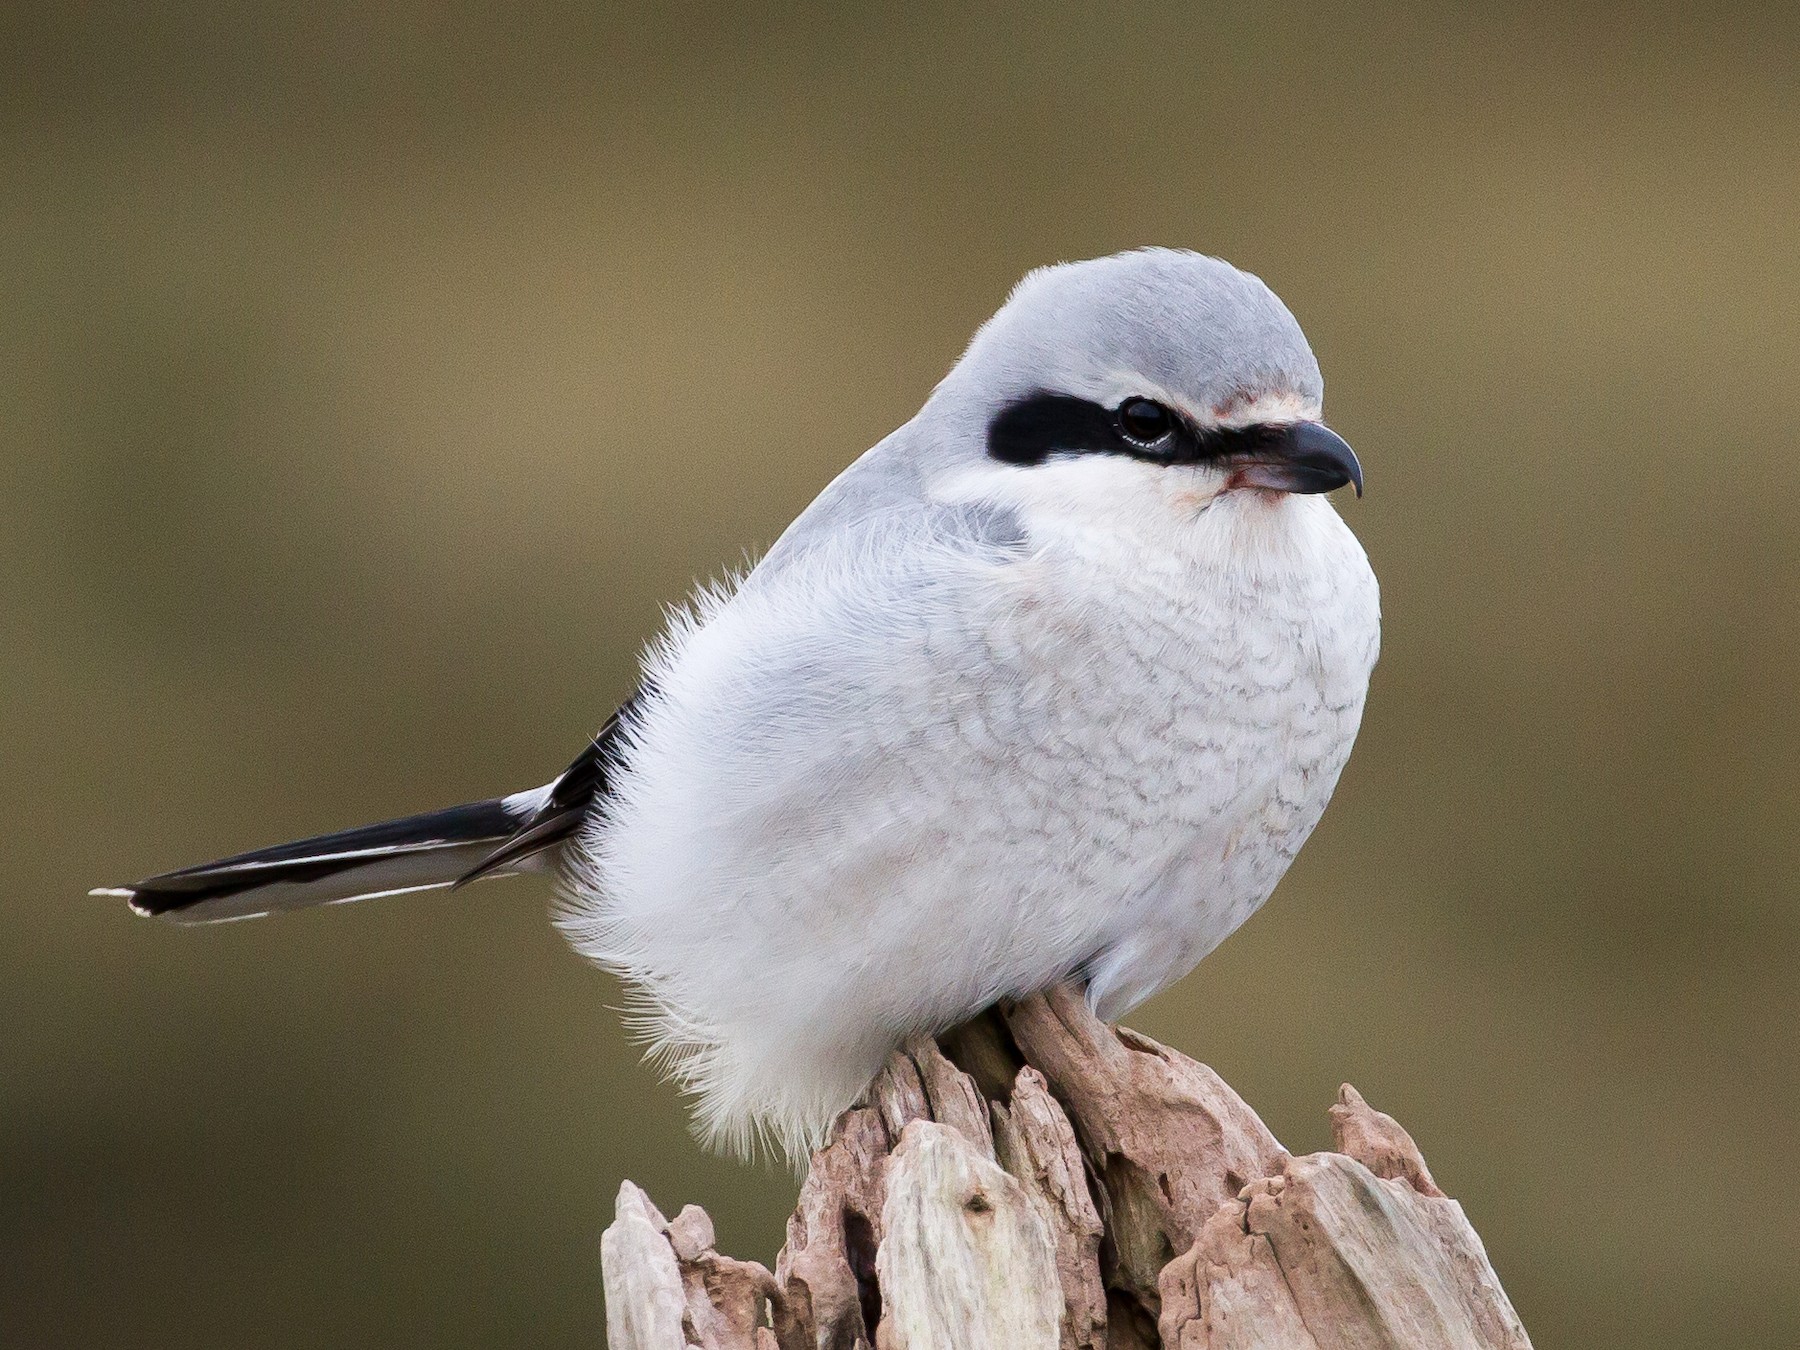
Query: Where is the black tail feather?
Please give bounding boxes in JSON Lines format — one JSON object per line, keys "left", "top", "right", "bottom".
{"left": 99, "top": 693, "right": 643, "bottom": 925}
{"left": 99, "top": 797, "right": 527, "bottom": 923}
{"left": 453, "top": 696, "right": 640, "bottom": 890}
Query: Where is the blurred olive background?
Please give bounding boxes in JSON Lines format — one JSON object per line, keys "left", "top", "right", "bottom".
{"left": 4, "top": 3, "right": 1796, "bottom": 1346}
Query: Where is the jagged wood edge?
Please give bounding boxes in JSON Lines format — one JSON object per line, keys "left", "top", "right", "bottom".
{"left": 599, "top": 987, "right": 1531, "bottom": 1350}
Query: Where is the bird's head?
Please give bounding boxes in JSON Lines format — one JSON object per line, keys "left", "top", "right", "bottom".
{"left": 926, "top": 249, "right": 1360, "bottom": 527}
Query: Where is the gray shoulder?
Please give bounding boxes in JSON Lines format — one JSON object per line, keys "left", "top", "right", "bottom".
{"left": 751, "top": 420, "right": 1026, "bottom": 582}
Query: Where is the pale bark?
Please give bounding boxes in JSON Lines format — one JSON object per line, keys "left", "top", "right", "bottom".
{"left": 600, "top": 986, "right": 1530, "bottom": 1350}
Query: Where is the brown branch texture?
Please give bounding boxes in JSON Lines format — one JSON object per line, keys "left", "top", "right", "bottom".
{"left": 600, "top": 986, "right": 1531, "bottom": 1350}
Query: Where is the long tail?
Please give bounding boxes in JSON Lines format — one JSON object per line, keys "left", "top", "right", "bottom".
{"left": 93, "top": 786, "right": 555, "bottom": 925}
{"left": 98, "top": 701, "right": 638, "bottom": 925}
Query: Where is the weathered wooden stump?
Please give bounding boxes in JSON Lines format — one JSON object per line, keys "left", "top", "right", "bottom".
{"left": 601, "top": 985, "right": 1531, "bottom": 1349}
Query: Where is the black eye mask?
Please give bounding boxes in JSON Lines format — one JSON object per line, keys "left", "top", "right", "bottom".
{"left": 986, "top": 392, "right": 1361, "bottom": 497}
{"left": 987, "top": 392, "right": 1252, "bottom": 466}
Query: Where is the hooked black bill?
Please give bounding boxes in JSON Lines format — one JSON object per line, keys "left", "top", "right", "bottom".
{"left": 1226, "top": 421, "right": 1363, "bottom": 498}
{"left": 987, "top": 392, "right": 1362, "bottom": 497}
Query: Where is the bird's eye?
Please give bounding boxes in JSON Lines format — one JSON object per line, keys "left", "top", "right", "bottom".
{"left": 1118, "top": 398, "right": 1173, "bottom": 445}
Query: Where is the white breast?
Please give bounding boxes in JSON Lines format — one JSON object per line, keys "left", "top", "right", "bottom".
{"left": 562, "top": 475, "right": 1379, "bottom": 1159}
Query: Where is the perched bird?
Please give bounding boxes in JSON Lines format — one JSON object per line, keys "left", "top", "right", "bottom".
{"left": 98, "top": 249, "right": 1379, "bottom": 1161}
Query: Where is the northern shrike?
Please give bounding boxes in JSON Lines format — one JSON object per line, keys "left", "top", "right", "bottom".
{"left": 99, "top": 249, "right": 1379, "bottom": 1160}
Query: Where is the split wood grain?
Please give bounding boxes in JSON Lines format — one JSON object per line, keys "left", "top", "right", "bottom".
{"left": 600, "top": 987, "right": 1531, "bottom": 1350}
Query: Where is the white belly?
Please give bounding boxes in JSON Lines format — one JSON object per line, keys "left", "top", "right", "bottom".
{"left": 564, "top": 490, "right": 1379, "bottom": 1157}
